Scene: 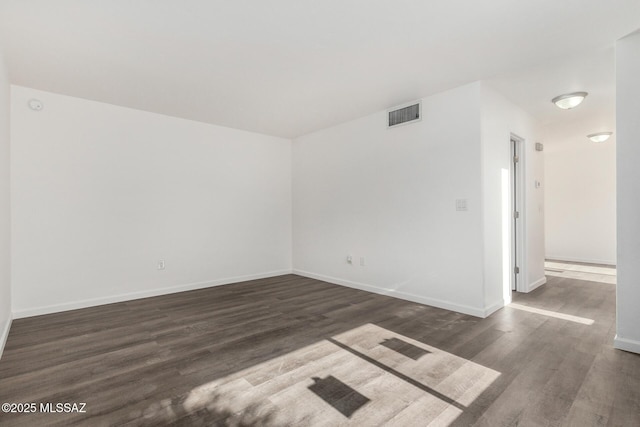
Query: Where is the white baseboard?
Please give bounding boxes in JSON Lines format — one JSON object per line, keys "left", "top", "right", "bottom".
{"left": 503, "top": 293, "right": 513, "bottom": 306}
{"left": 293, "top": 269, "right": 492, "bottom": 318}
{"left": 483, "top": 300, "right": 505, "bottom": 317}
{"left": 0, "top": 314, "right": 12, "bottom": 360}
{"left": 12, "top": 269, "right": 293, "bottom": 319}
{"left": 545, "top": 256, "right": 616, "bottom": 267}
{"left": 614, "top": 335, "right": 640, "bottom": 354}
{"left": 526, "top": 276, "right": 547, "bottom": 293}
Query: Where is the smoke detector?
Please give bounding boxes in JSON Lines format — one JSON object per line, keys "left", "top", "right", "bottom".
{"left": 28, "top": 99, "right": 44, "bottom": 111}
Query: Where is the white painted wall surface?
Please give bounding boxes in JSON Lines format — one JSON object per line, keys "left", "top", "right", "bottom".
{"left": 10, "top": 86, "right": 292, "bottom": 317}
{"left": 0, "top": 47, "right": 11, "bottom": 357}
{"left": 480, "top": 84, "right": 544, "bottom": 308}
{"left": 293, "top": 83, "right": 488, "bottom": 317}
{"left": 544, "top": 135, "right": 616, "bottom": 265}
{"left": 615, "top": 31, "right": 640, "bottom": 354}
{"left": 523, "top": 122, "right": 547, "bottom": 292}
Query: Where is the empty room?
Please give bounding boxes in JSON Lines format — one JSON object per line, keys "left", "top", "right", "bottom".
{"left": 1, "top": 1, "right": 639, "bottom": 426}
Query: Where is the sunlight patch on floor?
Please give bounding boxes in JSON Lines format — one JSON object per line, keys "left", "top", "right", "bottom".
{"left": 545, "top": 261, "right": 616, "bottom": 284}
{"left": 141, "top": 323, "right": 501, "bottom": 425}
{"left": 509, "top": 303, "right": 594, "bottom": 325}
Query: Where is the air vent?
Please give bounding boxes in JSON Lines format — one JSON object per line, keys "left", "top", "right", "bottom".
{"left": 388, "top": 101, "right": 421, "bottom": 128}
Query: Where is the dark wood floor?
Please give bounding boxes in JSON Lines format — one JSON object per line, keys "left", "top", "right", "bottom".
{"left": 0, "top": 274, "right": 638, "bottom": 426}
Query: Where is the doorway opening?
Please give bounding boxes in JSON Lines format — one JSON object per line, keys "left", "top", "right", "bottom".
{"left": 510, "top": 136, "right": 525, "bottom": 293}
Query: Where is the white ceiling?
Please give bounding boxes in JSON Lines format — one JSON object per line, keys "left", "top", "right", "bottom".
{"left": 487, "top": 47, "right": 617, "bottom": 147}
{"left": 1, "top": 1, "right": 639, "bottom": 138}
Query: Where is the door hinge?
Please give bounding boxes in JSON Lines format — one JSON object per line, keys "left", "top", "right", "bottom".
{"left": 514, "top": 211, "right": 520, "bottom": 219}
{"left": 513, "top": 155, "right": 519, "bottom": 164}
{"left": 514, "top": 266, "right": 520, "bottom": 274}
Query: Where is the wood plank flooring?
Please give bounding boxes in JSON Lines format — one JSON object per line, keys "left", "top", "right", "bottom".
{"left": 545, "top": 260, "right": 617, "bottom": 285}
{"left": 0, "top": 273, "right": 638, "bottom": 426}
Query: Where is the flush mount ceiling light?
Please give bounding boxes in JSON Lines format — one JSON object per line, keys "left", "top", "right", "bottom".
{"left": 587, "top": 132, "right": 613, "bottom": 143}
{"left": 551, "top": 92, "right": 588, "bottom": 110}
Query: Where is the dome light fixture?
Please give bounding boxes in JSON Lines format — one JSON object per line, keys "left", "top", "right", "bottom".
{"left": 587, "top": 132, "right": 612, "bottom": 143}
{"left": 551, "top": 92, "right": 588, "bottom": 110}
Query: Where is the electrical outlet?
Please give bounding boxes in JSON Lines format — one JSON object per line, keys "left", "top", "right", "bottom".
{"left": 158, "top": 260, "right": 165, "bottom": 270}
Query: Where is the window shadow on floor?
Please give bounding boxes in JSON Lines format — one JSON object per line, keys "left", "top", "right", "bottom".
{"left": 308, "top": 375, "right": 370, "bottom": 418}
{"left": 380, "top": 337, "right": 430, "bottom": 360}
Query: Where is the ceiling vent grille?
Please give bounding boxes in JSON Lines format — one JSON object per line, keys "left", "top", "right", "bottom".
{"left": 388, "top": 101, "right": 422, "bottom": 128}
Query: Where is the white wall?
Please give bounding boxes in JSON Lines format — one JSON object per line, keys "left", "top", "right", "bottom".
{"left": 292, "top": 82, "right": 545, "bottom": 318}
{"left": 615, "top": 31, "right": 640, "bottom": 354}
{"left": 544, "top": 134, "right": 616, "bottom": 265}
{"left": 0, "top": 46, "right": 11, "bottom": 357}
{"left": 293, "top": 83, "right": 489, "bottom": 317}
{"left": 480, "top": 83, "right": 545, "bottom": 309}
{"left": 523, "top": 126, "right": 547, "bottom": 291}
{"left": 7, "top": 79, "right": 545, "bottom": 323}
{"left": 10, "top": 86, "right": 292, "bottom": 317}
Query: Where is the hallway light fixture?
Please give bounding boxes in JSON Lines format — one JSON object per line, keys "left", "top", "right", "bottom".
{"left": 587, "top": 132, "right": 613, "bottom": 143}
{"left": 551, "top": 92, "right": 588, "bottom": 109}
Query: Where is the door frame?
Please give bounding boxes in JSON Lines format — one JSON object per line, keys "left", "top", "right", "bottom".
{"left": 510, "top": 134, "right": 526, "bottom": 293}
